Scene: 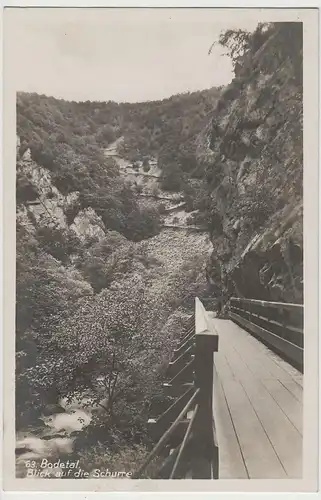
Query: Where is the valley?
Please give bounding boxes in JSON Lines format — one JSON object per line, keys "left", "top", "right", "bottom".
{"left": 15, "top": 140, "right": 212, "bottom": 478}
{"left": 104, "top": 137, "right": 205, "bottom": 230}
{"left": 15, "top": 21, "right": 303, "bottom": 478}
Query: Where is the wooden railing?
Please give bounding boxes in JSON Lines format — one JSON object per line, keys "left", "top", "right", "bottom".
{"left": 133, "top": 297, "right": 219, "bottom": 479}
{"left": 229, "top": 297, "right": 304, "bottom": 372}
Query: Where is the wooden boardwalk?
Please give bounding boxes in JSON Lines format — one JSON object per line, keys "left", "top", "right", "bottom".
{"left": 208, "top": 316, "right": 303, "bottom": 479}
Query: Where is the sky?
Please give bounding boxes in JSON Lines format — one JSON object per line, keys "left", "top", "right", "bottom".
{"left": 5, "top": 8, "right": 260, "bottom": 103}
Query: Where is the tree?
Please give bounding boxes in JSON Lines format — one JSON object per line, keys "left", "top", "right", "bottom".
{"left": 16, "top": 168, "right": 39, "bottom": 206}
{"left": 77, "top": 235, "right": 132, "bottom": 292}
{"left": 151, "top": 185, "right": 160, "bottom": 199}
{"left": 95, "top": 124, "right": 116, "bottom": 146}
{"left": 30, "top": 246, "right": 206, "bottom": 432}
{"left": 211, "top": 24, "right": 269, "bottom": 71}
{"left": 239, "top": 184, "right": 276, "bottom": 230}
{"left": 15, "top": 220, "right": 93, "bottom": 426}
{"left": 142, "top": 158, "right": 150, "bottom": 173}
{"left": 32, "top": 274, "right": 171, "bottom": 434}
{"left": 122, "top": 207, "right": 161, "bottom": 242}
{"left": 161, "top": 164, "right": 183, "bottom": 192}
{"left": 35, "top": 225, "right": 83, "bottom": 264}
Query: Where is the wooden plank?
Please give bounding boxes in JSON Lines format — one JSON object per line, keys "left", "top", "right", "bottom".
{"left": 221, "top": 317, "right": 304, "bottom": 386}
{"left": 267, "top": 350, "right": 304, "bottom": 387}
{"left": 227, "top": 350, "right": 302, "bottom": 477}
{"left": 180, "top": 325, "right": 195, "bottom": 344}
{"left": 213, "top": 345, "right": 236, "bottom": 381}
{"left": 134, "top": 390, "right": 199, "bottom": 478}
{"left": 218, "top": 321, "right": 303, "bottom": 434}
{"left": 244, "top": 313, "right": 304, "bottom": 348}
{"left": 218, "top": 376, "right": 287, "bottom": 478}
{"left": 155, "top": 445, "right": 180, "bottom": 479}
{"left": 215, "top": 321, "right": 302, "bottom": 478}
{"left": 241, "top": 326, "right": 304, "bottom": 387}
{"left": 261, "top": 378, "right": 303, "bottom": 435}
{"left": 230, "top": 311, "right": 303, "bottom": 371}
{"left": 195, "top": 297, "right": 209, "bottom": 334}
{"left": 173, "top": 334, "right": 195, "bottom": 359}
{"left": 213, "top": 372, "right": 248, "bottom": 479}
{"left": 211, "top": 317, "right": 303, "bottom": 478}
{"left": 220, "top": 320, "right": 303, "bottom": 386}
{"left": 212, "top": 318, "right": 276, "bottom": 378}
{"left": 279, "top": 378, "right": 303, "bottom": 403}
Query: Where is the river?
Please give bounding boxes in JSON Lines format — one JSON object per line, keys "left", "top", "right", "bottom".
{"left": 16, "top": 396, "right": 93, "bottom": 478}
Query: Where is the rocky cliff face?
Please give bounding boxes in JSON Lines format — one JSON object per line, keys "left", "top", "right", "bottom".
{"left": 16, "top": 142, "right": 105, "bottom": 241}
{"left": 200, "top": 23, "right": 303, "bottom": 304}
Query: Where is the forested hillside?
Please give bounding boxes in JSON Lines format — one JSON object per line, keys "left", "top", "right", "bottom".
{"left": 16, "top": 85, "right": 216, "bottom": 476}
{"left": 17, "top": 86, "right": 220, "bottom": 193}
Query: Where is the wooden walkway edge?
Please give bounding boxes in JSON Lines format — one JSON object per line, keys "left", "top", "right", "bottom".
{"left": 208, "top": 316, "right": 303, "bottom": 479}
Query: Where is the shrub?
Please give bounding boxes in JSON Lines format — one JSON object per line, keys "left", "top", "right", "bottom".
{"left": 158, "top": 203, "right": 167, "bottom": 215}
{"left": 142, "top": 158, "right": 150, "bottom": 172}
{"left": 160, "top": 166, "right": 183, "bottom": 192}
{"left": 239, "top": 184, "right": 276, "bottom": 230}
{"left": 35, "top": 225, "right": 83, "bottom": 263}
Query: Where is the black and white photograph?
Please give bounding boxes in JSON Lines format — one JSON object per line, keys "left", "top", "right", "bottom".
{"left": 2, "top": 6, "right": 319, "bottom": 492}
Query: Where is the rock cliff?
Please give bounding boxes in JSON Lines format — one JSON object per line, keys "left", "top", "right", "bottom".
{"left": 200, "top": 23, "right": 303, "bottom": 304}
{"left": 16, "top": 142, "right": 106, "bottom": 241}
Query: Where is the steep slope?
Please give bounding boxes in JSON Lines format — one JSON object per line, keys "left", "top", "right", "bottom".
{"left": 198, "top": 23, "right": 303, "bottom": 304}
{"left": 15, "top": 87, "right": 215, "bottom": 453}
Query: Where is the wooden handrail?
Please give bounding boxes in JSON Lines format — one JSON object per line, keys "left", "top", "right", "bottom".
{"left": 133, "top": 389, "right": 200, "bottom": 478}
{"left": 153, "top": 385, "right": 195, "bottom": 432}
{"left": 229, "top": 296, "right": 304, "bottom": 371}
{"left": 192, "top": 311, "right": 219, "bottom": 479}
{"left": 230, "top": 297, "right": 303, "bottom": 310}
{"left": 168, "top": 358, "right": 195, "bottom": 385}
{"left": 173, "top": 334, "right": 195, "bottom": 359}
{"left": 170, "top": 404, "right": 199, "bottom": 479}
{"left": 134, "top": 297, "right": 219, "bottom": 479}
{"left": 195, "top": 297, "right": 209, "bottom": 334}
{"left": 168, "top": 344, "right": 194, "bottom": 377}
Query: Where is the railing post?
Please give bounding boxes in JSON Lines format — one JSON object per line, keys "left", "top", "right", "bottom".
{"left": 137, "top": 297, "right": 220, "bottom": 479}
{"left": 191, "top": 329, "right": 219, "bottom": 478}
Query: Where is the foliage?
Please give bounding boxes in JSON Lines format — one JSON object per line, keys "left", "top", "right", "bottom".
{"left": 16, "top": 168, "right": 39, "bottom": 206}
{"left": 35, "top": 225, "right": 83, "bottom": 263}
{"left": 23, "top": 245, "right": 203, "bottom": 441}
{"left": 16, "top": 94, "right": 162, "bottom": 242}
{"left": 76, "top": 442, "right": 153, "bottom": 477}
{"left": 15, "top": 62, "right": 222, "bottom": 466}
{"left": 17, "top": 87, "right": 222, "bottom": 210}
{"left": 15, "top": 218, "right": 93, "bottom": 427}
{"left": 142, "top": 158, "right": 150, "bottom": 172}
{"left": 238, "top": 184, "right": 277, "bottom": 230}
{"left": 160, "top": 163, "right": 184, "bottom": 192}
{"left": 212, "top": 24, "right": 269, "bottom": 71}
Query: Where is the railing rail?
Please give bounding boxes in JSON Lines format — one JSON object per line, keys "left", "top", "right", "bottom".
{"left": 133, "top": 297, "right": 219, "bottom": 479}
{"left": 231, "top": 297, "right": 303, "bottom": 310}
{"left": 229, "top": 296, "right": 304, "bottom": 372}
